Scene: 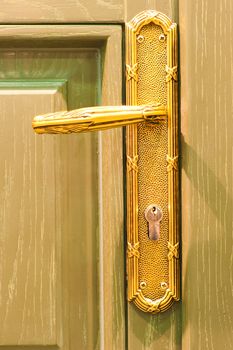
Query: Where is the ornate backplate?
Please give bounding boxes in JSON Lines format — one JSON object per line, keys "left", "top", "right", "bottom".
{"left": 126, "top": 10, "right": 179, "bottom": 313}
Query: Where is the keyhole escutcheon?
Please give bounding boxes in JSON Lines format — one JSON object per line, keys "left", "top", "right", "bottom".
{"left": 144, "top": 204, "right": 163, "bottom": 241}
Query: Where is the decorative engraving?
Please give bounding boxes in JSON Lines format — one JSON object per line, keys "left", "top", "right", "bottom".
{"left": 126, "top": 11, "right": 179, "bottom": 313}
{"left": 165, "top": 65, "right": 178, "bottom": 82}
{"left": 167, "top": 242, "right": 179, "bottom": 260}
{"left": 127, "top": 155, "right": 138, "bottom": 173}
{"left": 34, "top": 123, "right": 93, "bottom": 134}
{"left": 33, "top": 105, "right": 166, "bottom": 134}
{"left": 126, "top": 63, "right": 139, "bottom": 81}
{"left": 166, "top": 155, "right": 178, "bottom": 172}
{"left": 127, "top": 242, "right": 140, "bottom": 258}
{"left": 147, "top": 301, "right": 161, "bottom": 313}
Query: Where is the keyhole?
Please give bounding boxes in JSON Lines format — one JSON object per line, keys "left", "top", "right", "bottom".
{"left": 144, "top": 204, "right": 163, "bottom": 240}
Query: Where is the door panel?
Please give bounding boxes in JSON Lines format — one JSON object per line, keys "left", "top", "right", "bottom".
{"left": 180, "top": 0, "right": 233, "bottom": 349}
{"left": 0, "top": 25, "right": 125, "bottom": 350}
{"left": 0, "top": 81, "right": 66, "bottom": 345}
{"left": 0, "top": 1, "right": 124, "bottom": 23}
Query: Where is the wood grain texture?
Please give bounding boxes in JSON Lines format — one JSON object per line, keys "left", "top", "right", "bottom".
{"left": 180, "top": 0, "right": 233, "bottom": 349}
{"left": 0, "top": 82, "right": 66, "bottom": 345}
{"left": 98, "top": 27, "right": 126, "bottom": 350}
{"left": 0, "top": 0, "right": 124, "bottom": 23}
{"left": 0, "top": 0, "right": 179, "bottom": 24}
{"left": 126, "top": 0, "right": 178, "bottom": 22}
{"left": 0, "top": 25, "right": 125, "bottom": 350}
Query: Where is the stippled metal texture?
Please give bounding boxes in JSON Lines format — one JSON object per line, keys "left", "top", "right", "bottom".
{"left": 137, "top": 22, "right": 168, "bottom": 301}
{"left": 126, "top": 11, "right": 179, "bottom": 313}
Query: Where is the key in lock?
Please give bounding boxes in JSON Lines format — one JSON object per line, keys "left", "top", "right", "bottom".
{"left": 144, "top": 205, "right": 163, "bottom": 241}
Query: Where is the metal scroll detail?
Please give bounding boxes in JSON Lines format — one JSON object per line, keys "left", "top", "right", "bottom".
{"left": 32, "top": 105, "right": 166, "bottom": 134}
{"left": 126, "top": 11, "right": 179, "bottom": 313}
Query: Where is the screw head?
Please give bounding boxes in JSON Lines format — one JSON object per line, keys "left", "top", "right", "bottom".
{"left": 160, "top": 282, "right": 168, "bottom": 290}
{"left": 140, "top": 281, "right": 147, "bottom": 289}
{"left": 159, "top": 34, "right": 166, "bottom": 42}
{"left": 137, "top": 35, "right": 145, "bottom": 43}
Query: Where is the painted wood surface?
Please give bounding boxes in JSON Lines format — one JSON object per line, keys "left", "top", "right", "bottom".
{"left": 0, "top": 0, "right": 178, "bottom": 23}
{"left": 97, "top": 26, "right": 125, "bottom": 350}
{"left": 126, "top": 0, "right": 178, "bottom": 23}
{"left": 0, "top": 25, "right": 125, "bottom": 350}
{"left": 0, "top": 0, "right": 124, "bottom": 23}
{"left": 0, "top": 81, "right": 66, "bottom": 346}
{"left": 180, "top": 0, "right": 233, "bottom": 349}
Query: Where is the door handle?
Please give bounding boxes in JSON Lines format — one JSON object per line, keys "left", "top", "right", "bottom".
{"left": 32, "top": 10, "right": 179, "bottom": 314}
{"left": 32, "top": 104, "right": 167, "bottom": 133}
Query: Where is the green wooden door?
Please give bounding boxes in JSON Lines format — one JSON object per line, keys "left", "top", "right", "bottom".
{"left": 0, "top": 24, "right": 125, "bottom": 349}
{"left": 0, "top": 1, "right": 232, "bottom": 350}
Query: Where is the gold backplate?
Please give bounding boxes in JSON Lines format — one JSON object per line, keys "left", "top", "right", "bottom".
{"left": 126, "top": 10, "right": 179, "bottom": 313}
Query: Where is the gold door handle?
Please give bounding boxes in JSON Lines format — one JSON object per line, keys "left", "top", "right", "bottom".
{"left": 32, "top": 104, "right": 167, "bottom": 134}
{"left": 32, "top": 10, "right": 179, "bottom": 314}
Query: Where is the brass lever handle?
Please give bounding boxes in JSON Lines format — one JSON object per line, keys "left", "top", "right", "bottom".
{"left": 32, "top": 104, "right": 167, "bottom": 134}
